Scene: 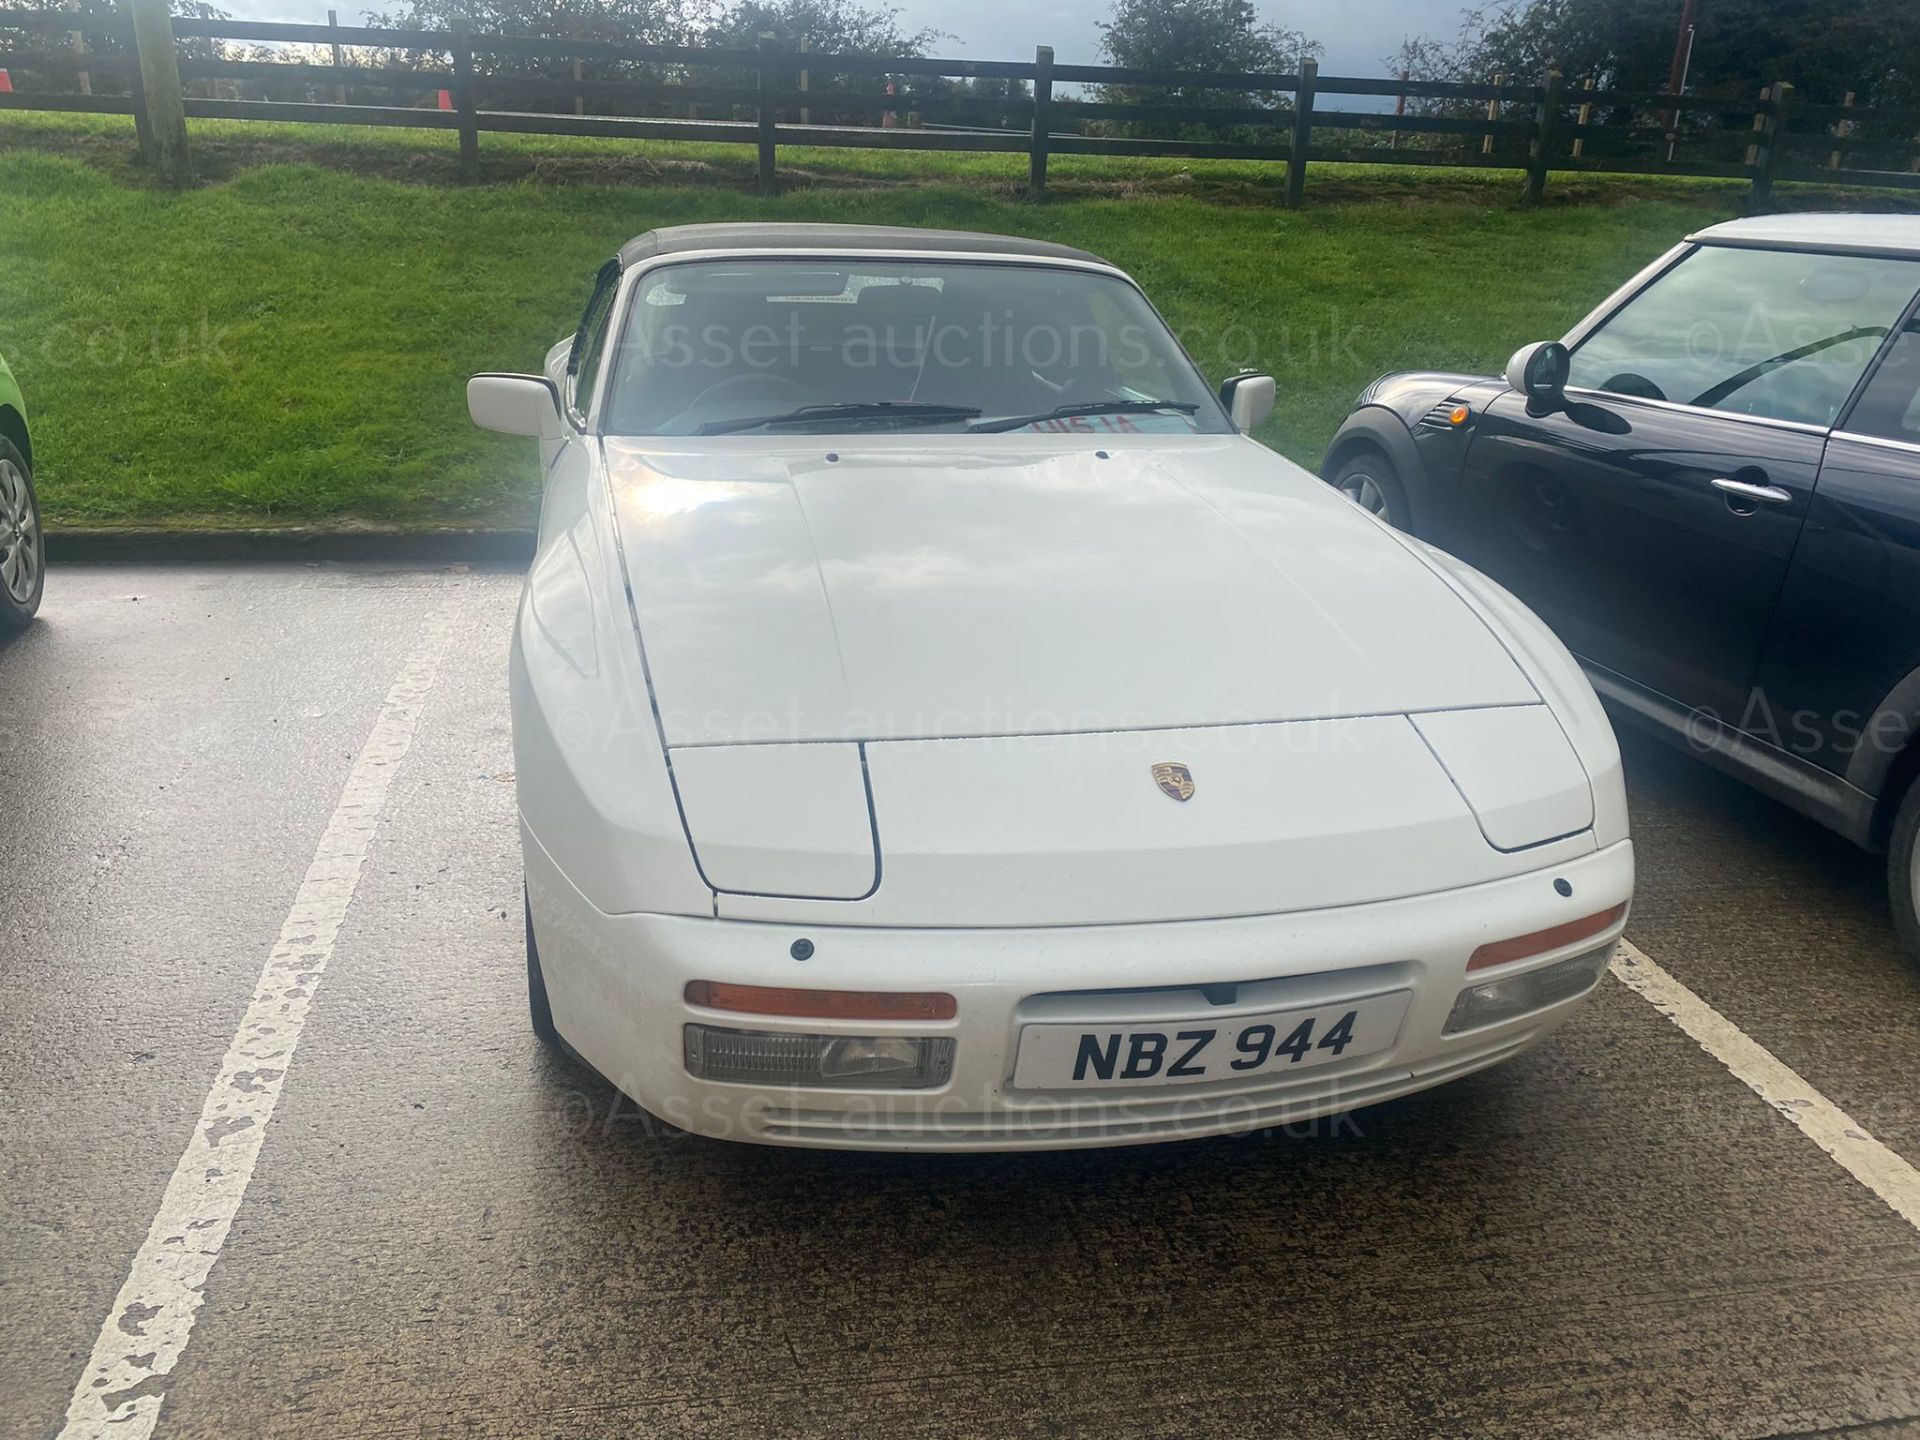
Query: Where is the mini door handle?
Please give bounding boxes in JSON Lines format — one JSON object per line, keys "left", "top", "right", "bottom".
{"left": 1711, "top": 477, "right": 1793, "bottom": 506}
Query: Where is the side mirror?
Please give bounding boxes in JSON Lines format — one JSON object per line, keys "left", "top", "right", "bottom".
{"left": 469, "top": 373, "right": 564, "bottom": 438}
{"left": 1504, "top": 341, "right": 1570, "bottom": 414}
{"left": 1220, "top": 372, "right": 1276, "bottom": 432}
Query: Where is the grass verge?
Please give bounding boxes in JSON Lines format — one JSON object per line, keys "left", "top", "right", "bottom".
{"left": 2, "top": 111, "right": 1903, "bottom": 529}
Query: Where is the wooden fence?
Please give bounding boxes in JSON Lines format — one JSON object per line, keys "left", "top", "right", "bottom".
{"left": 3, "top": 3, "right": 1919, "bottom": 206}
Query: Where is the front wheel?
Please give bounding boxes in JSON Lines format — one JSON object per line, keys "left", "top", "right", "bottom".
{"left": 1889, "top": 780, "right": 1920, "bottom": 976}
{"left": 0, "top": 437, "right": 43, "bottom": 630}
{"left": 1330, "top": 450, "right": 1411, "bottom": 531}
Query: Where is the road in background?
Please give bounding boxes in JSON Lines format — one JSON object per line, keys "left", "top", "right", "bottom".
{"left": 4, "top": 564, "right": 1919, "bottom": 1440}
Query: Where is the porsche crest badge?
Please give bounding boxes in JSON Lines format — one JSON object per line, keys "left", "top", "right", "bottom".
{"left": 1152, "top": 762, "right": 1195, "bottom": 802}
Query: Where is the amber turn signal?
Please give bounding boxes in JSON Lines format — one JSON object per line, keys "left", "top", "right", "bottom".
{"left": 1466, "top": 903, "right": 1626, "bottom": 973}
{"left": 1448, "top": 403, "right": 1472, "bottom": 427}
{"left": 684, "top": 981, "right": 958, "bottom": 1021}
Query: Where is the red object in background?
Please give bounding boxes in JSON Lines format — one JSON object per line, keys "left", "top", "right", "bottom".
{"left": 0, "top": 70, "right": 13, "bottom": 94}
{"left": 437, "top": 88, "right": 452, "bottom": 110}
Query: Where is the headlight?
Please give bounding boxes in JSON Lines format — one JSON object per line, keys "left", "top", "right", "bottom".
{"left": 1444, "top": 946, "right": 1612, "bottom": 1034}
{"left": 684, "top": 1025, "right": 956, "bottom": 1089}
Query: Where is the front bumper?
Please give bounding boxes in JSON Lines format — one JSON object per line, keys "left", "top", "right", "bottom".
{"left": 524, "top": 823, "right": 1633, "bottom": 1151}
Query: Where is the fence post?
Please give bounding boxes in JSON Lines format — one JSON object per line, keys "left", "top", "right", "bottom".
{"left": 127, "top": 0, "right": 188, "bottom": 185}
{"left": 1748, "top": 79, "right": 1791, "bottom": 213}
{"left": 1524, "top": 68, "right": 1561, "bottom": 206}
{"left": 1029, "top": 44, "right": 1053, "bottom": 195}
{"left": 450, "top": 19, "right": 479, "bottom": 182}
{"left": 755, "top": 34, "right": 778, "bottom": 196}
{"left": 798, "top": 36, "right": 809, "bottom": 126}
{"left": 1829, "top": 89, "right": 1854, "bottom": 170}
{"left": 1285, "top": 57, "right": 1316, "bottom": 209}
{"left": 1483, "top": 72, "right": 1502, "bottom": 155}
{"left": 327, "top": 8, "right": 345, "bottom": 104}
{"left": 1572, "top": 76, "right": 1594, "bottom": 158}
{"left": 120, "top": 2, "right": 153, "bottom": 159}
{"left": 67, "top": 0, "right": 91, "bottom": 95}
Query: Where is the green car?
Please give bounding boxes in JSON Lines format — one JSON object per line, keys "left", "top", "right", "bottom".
{"left": 0, "top": 350, "right": 41, "bottom": 629}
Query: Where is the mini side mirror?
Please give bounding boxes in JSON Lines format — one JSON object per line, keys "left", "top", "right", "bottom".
{"left": 1504, "top": 342, "right": 1570, "bottom": 414}
{"left": 1220, "top": 372, "right": 1276, "bottom": 432}
{"left": 469, "top": 373, "right": 564, "bottom": 439}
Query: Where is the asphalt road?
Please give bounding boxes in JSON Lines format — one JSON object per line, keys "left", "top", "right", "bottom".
{"left": 4, "top": 562, "right": 1920, "bottom": 1440}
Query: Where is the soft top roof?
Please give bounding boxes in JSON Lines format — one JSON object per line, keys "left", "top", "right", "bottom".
{"left": 616, "top": 222, "right": 1108, "bottom": 269}
{"left": 1688, "top": 213, "right": 1920, "bottom": 259}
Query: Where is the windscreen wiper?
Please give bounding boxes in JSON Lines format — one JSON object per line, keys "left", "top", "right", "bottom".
{"left": 968, "top": 399, "right": 1202, "bottom": 433}
{"left": 1690, "top": 325, "right": 1888, "bottom": 409}
{"left": 696, "top": 401, "right": 983, "bottom": 435}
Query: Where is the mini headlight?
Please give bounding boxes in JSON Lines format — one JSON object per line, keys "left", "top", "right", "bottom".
{"left": 1444, "top": 945, "right": 1613, "bottom": 1035}
{"left": 684, "top": 1025, "right": 956, "bottom": 1089}
{"left": 821, "top": 1037, "right": 926, "bottom": 1078}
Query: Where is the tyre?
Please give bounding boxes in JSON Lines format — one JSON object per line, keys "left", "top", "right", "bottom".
{"left": 0, "top": 437, "right": 43, "bottom": 630}
{"left": 1330, "top": 449, "right": 1411, "bottom": 531}
{"left": 1889, "top": 779, "right": 1920, "bottom": 976}
{"left": 524, "top": 889, "right": 563, "bottom": 1049}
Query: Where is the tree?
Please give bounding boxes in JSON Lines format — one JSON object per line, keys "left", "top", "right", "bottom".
{"left": 947, "top": 74, "right": 1030, "bottom": 107}
{"left": 702, "top": 0, "right": 943, "bottom": 56}
{"left": 1408, "top": 0, "right": 1920, "bottom": 108}
{"left": 1458, "top": 0, "right": 1675, "bottom": 92}
{"left": 356, "top": 0, "right": 703, "bottom": 104}
{"left": 1094, "top": 0, "right": 1319, "bottom": 139}
{"left": 354, "top": 0, "right": 936, "bottom": 118}
{"left": 0, "top": 0, "right": 258, "bottom": 101}
{"left": 698, "top": 0, "right": 947, "bottom": 127}
{"left": 1698, "top": 0, "right": 1920, "bottom": 111}
{"left": 1392, "top": 0, "right": 1920, "bottom": 166}
{"left": 360, "top": 0, "right": 700, "bottom": 51}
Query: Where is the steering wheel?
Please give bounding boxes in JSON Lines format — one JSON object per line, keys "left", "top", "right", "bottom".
{"left": 1601, "top": 372, "right": 1668, "bottom": 403}
{"left": 691, "top": 373, "right": 812, "bottom": 410}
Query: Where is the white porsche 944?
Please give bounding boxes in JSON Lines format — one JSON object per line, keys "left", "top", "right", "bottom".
{"left": 470, "top": 223, "right": 1633, "bottom": 1151}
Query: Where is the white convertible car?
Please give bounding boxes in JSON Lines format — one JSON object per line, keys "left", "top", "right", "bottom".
{"left": 470, "top": 223, "right": 1633, "bottom": 1151}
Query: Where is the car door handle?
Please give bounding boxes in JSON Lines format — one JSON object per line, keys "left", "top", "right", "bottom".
{"left": 1711, "top": 477, "right": 1793, "bottom": 506}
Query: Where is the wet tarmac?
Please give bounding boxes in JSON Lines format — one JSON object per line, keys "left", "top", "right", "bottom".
{"left": 4, "top": 563, "right": 1919, "bottom": 1440}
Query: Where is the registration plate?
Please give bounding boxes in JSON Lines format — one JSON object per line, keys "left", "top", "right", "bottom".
{"left": 1011, "top": 991, "right": 1411, "bottom": 1090}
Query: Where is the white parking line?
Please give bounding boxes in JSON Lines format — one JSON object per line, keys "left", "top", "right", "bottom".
{"left": 1611, "top": 940, "right": 1920, "bottom": 1234}
{"left": 56, "top": 606, "right": 455, "bottom": 1440}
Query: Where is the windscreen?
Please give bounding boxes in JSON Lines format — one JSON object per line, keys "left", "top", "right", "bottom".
{"left": 1566, "top": 244, "right": 1920, "bottom": 427}
{"left": 598, "top": 257, "right": 1231, "bottom": 436}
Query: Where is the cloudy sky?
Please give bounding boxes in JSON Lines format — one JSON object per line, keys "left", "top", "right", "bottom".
{"left": 227, "top": 0, "right": 1468, "bottom": 74}
{"left": 891, "top": 0, "right": 1462, "bottom": 70}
